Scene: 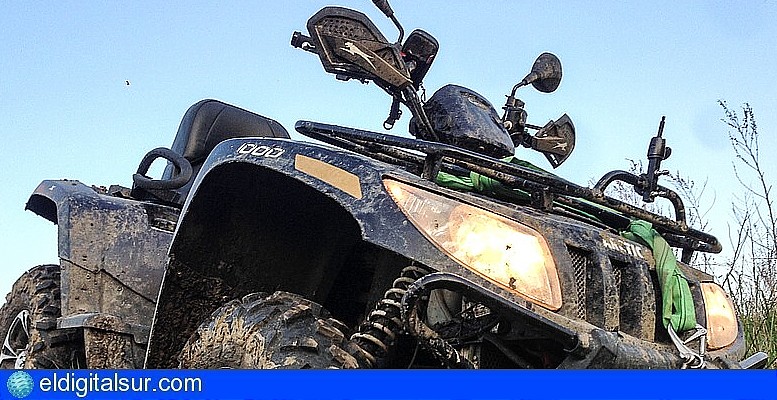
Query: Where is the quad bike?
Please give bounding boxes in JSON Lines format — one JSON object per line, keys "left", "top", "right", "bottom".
{"left": 2, "top": 0, "right": 769, "bottom": 369}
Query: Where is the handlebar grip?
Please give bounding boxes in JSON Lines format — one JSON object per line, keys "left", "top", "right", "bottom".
{"left": 290, "top": 31, "right": 307, "bottom": 48}
{"left": 291, "top": 31, "right": 317, "bottom": 53}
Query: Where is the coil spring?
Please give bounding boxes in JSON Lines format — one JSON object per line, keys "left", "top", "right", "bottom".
{"left": 349, "top": 265, "right": 431, "bottom": 367}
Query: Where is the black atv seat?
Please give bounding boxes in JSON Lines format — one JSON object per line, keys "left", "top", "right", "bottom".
{"left": 169, "top": 99, "right": 290, "bottom": 166}
{"left": 156, "top": 99, "right": 290, "bottom": 203}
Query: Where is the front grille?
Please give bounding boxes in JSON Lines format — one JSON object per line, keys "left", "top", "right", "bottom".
{"left": 566, "top": 246, "right": 655, "bottom": 341}
{"left": 568, "top": 248, "right": 589, "bottom": 320}
{"left": 566, "top": 247, "right": 606, "bottom": 327}
{"left": 610, "top": 258, "right": 656, "bottom": 341}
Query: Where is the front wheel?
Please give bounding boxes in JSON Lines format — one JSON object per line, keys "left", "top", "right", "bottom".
{"left": 0, "top": 265, "right": 84, "bottom": 368}
{"left": 178, "top": 291, "right": 362, "bottom": 369}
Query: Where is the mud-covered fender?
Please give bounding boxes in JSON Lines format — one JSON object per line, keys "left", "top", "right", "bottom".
{"left": 160, "top": 137, "right": 454, "bottom": 289}
{"left": 145, "top": 137, "right": 458, "bottom": 367}
{"left": 26, "top": 180, "right": 178, "bottom": 344}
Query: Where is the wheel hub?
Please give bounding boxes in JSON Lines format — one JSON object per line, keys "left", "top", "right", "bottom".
{"left": 1, "top": 310, "right": 31, "bottom": 369}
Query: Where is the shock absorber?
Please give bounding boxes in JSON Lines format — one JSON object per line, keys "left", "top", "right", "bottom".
{"left": 349, "top": 265, "right": 431, "bottom": 367}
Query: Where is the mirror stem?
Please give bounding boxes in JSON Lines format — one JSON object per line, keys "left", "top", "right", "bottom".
{"left": 389, "top": 14, "right": 405, "bottom": 45}
{"left": 508, "top": 80, "right": 531, "bottom": 98}
{"left": 372, "top": 0, "right": 404, "bottom": 44}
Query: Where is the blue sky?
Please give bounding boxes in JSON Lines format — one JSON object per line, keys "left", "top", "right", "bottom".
{"left": 1, "top": 0, "right": 775, "bottom": 296}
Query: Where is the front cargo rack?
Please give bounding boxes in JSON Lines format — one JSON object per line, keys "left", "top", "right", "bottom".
{"left": 295, "top": 120, "right": 721, "bottom": 259}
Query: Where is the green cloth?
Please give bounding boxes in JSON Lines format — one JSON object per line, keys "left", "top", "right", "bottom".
{"left": 621, "top": 220, "right": 697, "bottom": 332}
{"left": 436, "top": 168, "right": 530, "bottom": 201}
{"left": 435, "top": 157, "right": 544, "bottom": 199}
{"left": 435, "top": 157, "right": 599, "bottom": 221}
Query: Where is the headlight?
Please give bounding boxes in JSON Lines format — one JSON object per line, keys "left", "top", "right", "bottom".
{"left": 384, "top": 179, "right": 562, "bottom": 310}
{"left": 700, "top": 282, "right": 738, "bottom": 349}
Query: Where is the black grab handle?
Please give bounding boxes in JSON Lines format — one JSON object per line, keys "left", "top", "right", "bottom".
{"left": 133, "top": 147, "right": 193, "bottom": 190}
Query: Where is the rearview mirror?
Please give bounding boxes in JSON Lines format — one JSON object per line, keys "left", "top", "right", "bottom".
{"left": 529, "top": 53, "right": 562, "bottom": 93}
{"left": 514, "top": 52, "right": 563, "bottom": 94}
{"left": 401, "top": 29, "right": 439, "bottom": 88}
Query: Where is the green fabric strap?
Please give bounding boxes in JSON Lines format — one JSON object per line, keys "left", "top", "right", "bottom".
{"left": 621, "top": 220, "right": 697, "bottom": 332}
{"left": 435, "top": 158, "right": 535, "bottom": 201}
{"left": 435, "top": 158, "right": 599, "bottom": 221}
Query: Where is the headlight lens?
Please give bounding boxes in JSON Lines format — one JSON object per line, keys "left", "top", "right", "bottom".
{"left": 700, "top": 282, "right": 738, "bottom": 349}
{"left": 384, "top": 179, "right": 562, "bottom": 310}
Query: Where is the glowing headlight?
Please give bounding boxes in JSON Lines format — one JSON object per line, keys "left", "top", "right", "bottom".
{"left": 700, "top": 282, "right": 738, "bottom": 349}
{"left": 384, "top": 179, "right": 562, "bottom": 310}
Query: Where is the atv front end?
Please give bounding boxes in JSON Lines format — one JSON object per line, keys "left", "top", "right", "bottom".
{"left": 146, "top": 134, "right": 750, "bottom": 369}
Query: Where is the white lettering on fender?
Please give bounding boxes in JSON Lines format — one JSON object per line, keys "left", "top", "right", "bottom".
{"left": 602, "top": 235, "right": 647, "bottom": 260}
{"left": 237, "top": 143, "right": 285, "bottom": 158}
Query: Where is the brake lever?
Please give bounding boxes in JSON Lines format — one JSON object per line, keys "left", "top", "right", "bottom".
{"left": 383, "top": 97, "right": 402, "bottom": 129}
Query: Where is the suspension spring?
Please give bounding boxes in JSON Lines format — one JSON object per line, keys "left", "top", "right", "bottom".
{"left": 349, "top": 265, "right": 431, "bottom": 367}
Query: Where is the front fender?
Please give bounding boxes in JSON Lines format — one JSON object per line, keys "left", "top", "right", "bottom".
{"left": 145, "top": 137, "right": 457, "bottom": 367}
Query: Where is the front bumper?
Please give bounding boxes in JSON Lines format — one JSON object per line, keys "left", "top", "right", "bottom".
{"left": 402, "top": 272, "right": 750, "bottom": 369}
